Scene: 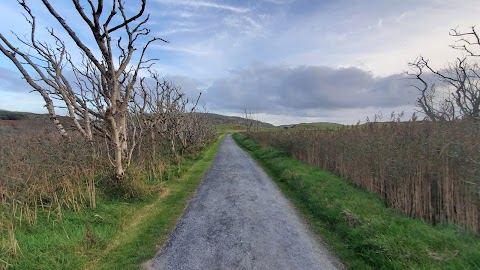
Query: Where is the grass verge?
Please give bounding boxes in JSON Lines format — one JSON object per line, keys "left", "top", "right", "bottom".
{"left": 5, "top": 135, "right": 224, "bottom": 270}
{"left": 215, "top": 123, "right": 246, "bottom": 135}
{"left": 233, "top": 133, "right": 480, "bottom": 270}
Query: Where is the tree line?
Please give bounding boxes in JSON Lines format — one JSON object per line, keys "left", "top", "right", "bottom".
{"left": 0, "top": 0, "right": 210, "bottom": 182}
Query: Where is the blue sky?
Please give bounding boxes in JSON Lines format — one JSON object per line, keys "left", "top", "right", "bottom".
{"left": 0, "top": 0, "right": 479, "bottom": 125}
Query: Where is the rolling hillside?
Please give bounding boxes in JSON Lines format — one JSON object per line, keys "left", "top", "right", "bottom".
{"left": 0, "top": 110, "right": 275, "bottom": 128}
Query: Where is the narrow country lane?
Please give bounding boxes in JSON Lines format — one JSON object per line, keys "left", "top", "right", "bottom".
{"left": 145, "top": 135, "right": 343, "bottom": 270}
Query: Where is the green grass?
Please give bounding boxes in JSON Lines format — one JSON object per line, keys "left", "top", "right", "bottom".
{"left": 232, "top": 133, "right": 480, "bottom": 270}
{"left": 214, "top": 124, "right": 281, "bottom": 135}
{"left": 10, "top": 201, "right": 145, "bottom": 269}
{"left": 5, "top": 135, "right": 224, "bottom": 270}
{"left": 215, "top": 123, "right": 246, "bottom": 134}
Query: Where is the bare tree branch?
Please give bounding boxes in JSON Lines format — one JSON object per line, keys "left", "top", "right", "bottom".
{"left": 408, "top": 26, "right": 480, "bottom": 121}
{"left": 0, "top": 0, "right": 171, "bottom": 179}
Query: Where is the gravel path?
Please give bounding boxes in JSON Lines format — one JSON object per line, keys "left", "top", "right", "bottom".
{"left": 145, "top": 135, "right": 343, "bottom": 270}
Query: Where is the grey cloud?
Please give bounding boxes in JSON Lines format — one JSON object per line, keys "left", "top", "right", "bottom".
{"left": 202, "top": 65, "right": 416, "bottom": 115}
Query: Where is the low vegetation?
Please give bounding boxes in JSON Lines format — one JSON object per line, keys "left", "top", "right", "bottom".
{"left": 233, "top": 133, "right": 480, "bottom": 269}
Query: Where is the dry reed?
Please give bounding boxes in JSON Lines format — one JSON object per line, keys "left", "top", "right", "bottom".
{"left": 250, "top": 119, "right": 480, "bottom": 233}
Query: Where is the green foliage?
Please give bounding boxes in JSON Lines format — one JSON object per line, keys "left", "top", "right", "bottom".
{"left": 215, "top": 124, "right": 246, "bottom": 134}
{"left": 97, "top": 165, "right": 152, "bottom": 201}
{"left": 10, "top": 201, "right": 139, "bottom": 270}
{"left": 234, "top": 134, "right": 262, "bottom": 151}
{"left": 215, "top": 123, "right": 280, "bottom": 135}
{"left": 233, "top": 133, "right": 480, "bottom": 270}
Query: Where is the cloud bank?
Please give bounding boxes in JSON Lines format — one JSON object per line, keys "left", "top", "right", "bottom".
{"left": 202, "top": 65, "right": 416, "bottom": 117}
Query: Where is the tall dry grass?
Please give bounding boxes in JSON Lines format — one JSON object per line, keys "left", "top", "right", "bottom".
{"left": 1, "top": 120, "right": 99, "bottom": 223}
{"left": 0, "top": 119, "right": 98, "bottom": 266}
{"left": 0, "top": 114, "right": 214, "bottom": 267}
{"left": 250, "top": 119, "right": 480, "bottom": 233}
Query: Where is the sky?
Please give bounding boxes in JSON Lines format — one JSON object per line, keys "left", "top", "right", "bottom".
{"left": 0, "top": 0, "right": 479, "bottom": 125}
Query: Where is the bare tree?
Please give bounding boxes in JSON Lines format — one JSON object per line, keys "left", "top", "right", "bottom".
{"left": 408, "top": 59, "right": 457, "bottom": 121}
{"left": 135, "top": 73, "right": 208, "bottom": 170}
{"left": 0, "top": 0, "right": 167, "bottom": 179}
{"left": 243, "top": 106, "right": 254, "bottom": 138}
{"left": 408, "top": 26, "right": 480, "bottom": 121}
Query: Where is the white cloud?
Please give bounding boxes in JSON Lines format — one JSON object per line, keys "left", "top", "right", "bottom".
{"left": 152, "top": 44, "right": 211, "bottom": 56}
{"left": 157, "top": 26, "right": 206, "bottom": 36}
{"left": 153, "top": 0, "right": 249, "bottom": 13}
{"left": 261, "top": 0, "right": 293, "bottom": 4}
{"left": 223, "top": 15, "right": 266, "bottom": 37}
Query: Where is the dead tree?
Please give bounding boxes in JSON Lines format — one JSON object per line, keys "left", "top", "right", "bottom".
{"left": 408, "top": 26, "right": 480, "bottom": 121}
{"left": 136, "top": 73, "right": 204, "bottom": 164}
{"left": 408, "top": 59, "right": 457, "bottom": 121}
{"left": 243, "top": 106, "right": 254, "bottom": 138}
{"left": 0, "top": 0, "right": 167, "bottom": 179}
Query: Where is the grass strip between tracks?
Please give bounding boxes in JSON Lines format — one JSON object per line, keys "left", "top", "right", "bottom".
{"left": 233, "top": 133, "right": 480, "bottom": 270}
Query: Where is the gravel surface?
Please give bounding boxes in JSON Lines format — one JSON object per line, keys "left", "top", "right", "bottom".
{"left": 145, "top": 135, "right": 344, "bottom": 270}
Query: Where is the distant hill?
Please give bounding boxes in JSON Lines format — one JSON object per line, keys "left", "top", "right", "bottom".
{"left": 195, "top": 112, "right": 274, "bottom": 127}
{"left": 0, "top": 110, "right": 275, "bottom": 127}
{"left": 0, "top": 109, "right": 33, "bottom": 120}
{"left": 278, "top": 122, "right": 342, "bottom": 130}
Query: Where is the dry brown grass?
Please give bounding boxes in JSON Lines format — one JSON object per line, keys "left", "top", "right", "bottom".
{"left": 1, "top": 122, "right": 97, "bottom": 220}
{"left": 250, "top": 119, "right": 480, "bottom": 233}
{"left": 0, "top": 116, "right": 214, "bottom": 268}
{"left": 0, "top": 121, "right": 97, "bottom": 267}
{"left": 0, "top": 120, "right": 26, "bottom": 128}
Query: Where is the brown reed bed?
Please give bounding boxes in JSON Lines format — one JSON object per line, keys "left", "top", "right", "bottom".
{"left": 250, "top": 119, "right": 480, "bottom": 233}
